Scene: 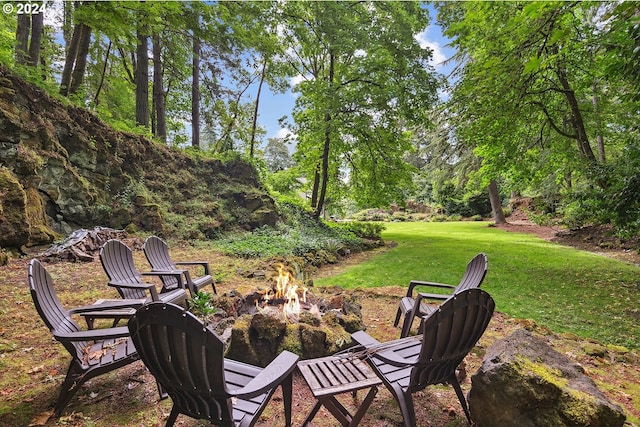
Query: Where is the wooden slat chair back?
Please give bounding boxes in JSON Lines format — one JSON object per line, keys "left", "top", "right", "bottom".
{"left": 353, "top": 288, "right": 495, "bottom": 426}
{"left": 28, "top": 259, "right": 139, "bottom": 416}
{"left": 394, "top": 253, "right": 488, "bottom": 337}
{"left": 128, "top": 302, "right": 299, "bottom": 427}
{"left": 143, "top": 235, "right": 216, "bottom": 296}
{"left": 100, "top": 239, "right": 187, "bottom": 305}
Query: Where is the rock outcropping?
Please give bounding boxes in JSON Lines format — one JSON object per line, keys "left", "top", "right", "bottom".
{"left": 468, "top": 328, "right": 626, "bottom": 427}
{"left": 0, "top": 67, "right": 277, "bottom": 252}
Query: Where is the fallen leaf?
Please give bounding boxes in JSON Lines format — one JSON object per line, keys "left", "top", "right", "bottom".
{"left": 28, "top": 409, "right": 54, "bottom": 426}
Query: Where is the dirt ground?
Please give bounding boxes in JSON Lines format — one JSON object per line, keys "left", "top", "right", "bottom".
{"left": 1, "top": 220, "right": 639, "bottom": 427}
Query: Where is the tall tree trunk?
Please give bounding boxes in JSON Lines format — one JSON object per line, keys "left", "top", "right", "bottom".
{"left": 135, "top": 29, "right": 149, "bottom": 127}
{"left": 15, "top": 15, "right": 30, "bottom": 65}
{"left": 488, "top": 180, "right": 506, "bottom": 224}
{"left": 93, "top": 40, "right": 111, "bottom": 105}
{"left": 192, "top": 35, "right": 201, "bottom": 148}
{"left": 591, "top": 85, "right": 605, "bottom": 163}
{"left": 69, "top": 24, "right": 92, "bottom": 95}
{"left": 60, "top": 23, "right": 82, "bottom": 95}
{"left": 314, "top": 52, "right": 335, "bottom": 219}
{"left": 152, "top": 34, "right": 166, "bottom": 143}
{"left": 310, "top": 164, "right": 320, "bottom": 209}
{"left": 556, "top": 64, "right": 596, "bottom": 163}
{"left": 27, "top": 14, "right": 43, "bottom": 68}
{"left": 250, "top": 60, "right": 267, "bottom": 158}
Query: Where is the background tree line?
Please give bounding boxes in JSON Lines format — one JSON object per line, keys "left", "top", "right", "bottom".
{"left": 2, "top": 1, "right": 640, "bottom": 236}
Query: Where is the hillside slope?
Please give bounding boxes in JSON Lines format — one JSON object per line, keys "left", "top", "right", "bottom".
{"left": 0, "top": 67, "right": 277, "bottom": 252}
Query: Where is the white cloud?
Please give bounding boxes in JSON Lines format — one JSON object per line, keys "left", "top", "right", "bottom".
{"left": 415, "top": 28, "right": 448, "bottom": 70}
{"left": 273, "top": 127, "right": 297, "bottom": 140}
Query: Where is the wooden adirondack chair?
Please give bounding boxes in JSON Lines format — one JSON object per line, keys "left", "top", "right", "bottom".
{"left": 394, "top": 253, "right": 488, "bottom": 337}
{"left": 128, "top": 302, "right": 299, "bottom": 427}
{"left": 28, "top": 259, "right": 140, "bottom": 416}
{"left": 143, "top": 235, "right": 216, "bottom": 297}
{"left": 99, "top": 239, "right": 188, "bottom": 306}
{"left": 353, "top": 288, "right": 495, "bottom": 426}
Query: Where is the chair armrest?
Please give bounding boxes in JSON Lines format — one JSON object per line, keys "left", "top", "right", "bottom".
{"left": 229, "top": 351, "right": 299, "bottom": 399}
{"left": 53, "top": 326, "right": 131, "bottom": 342}
{"left": 141, "top": 271, "right": 185, "bottom": 289}
{"left": 175, "top": 261, "right": 211, "bottom": 275}
{"left": 109, "top": 281, "right": 159, "bottom": 301}
{"left": 351, "top": 330, "right": 381, "bottom": 348}
{"left": 69, "top": 299, "right": 146, "bottom": 314}
{"left": 352, "top": 331, "right": 419, "bottom": 366}
{"left": 406, "top": 280, "right": 455, "bottom": 297}
{"left": 417, "top": 291, "right": 450, "bottom": 301}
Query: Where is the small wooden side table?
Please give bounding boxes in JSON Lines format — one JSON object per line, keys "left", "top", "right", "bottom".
{"left": 298, "top": 354, "right": 382, "bottom": 427}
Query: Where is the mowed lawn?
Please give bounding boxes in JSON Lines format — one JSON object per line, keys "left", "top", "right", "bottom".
{"left": 315, "top": 221, "right": 640, "bottom": 349}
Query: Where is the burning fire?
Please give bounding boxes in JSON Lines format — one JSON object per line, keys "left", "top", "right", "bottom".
{"left": 275, "top": 264, "right": 307, "bottom": 319}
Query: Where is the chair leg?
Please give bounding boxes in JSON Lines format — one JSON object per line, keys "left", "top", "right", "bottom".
{"left": 390, "top": 382, "right": 416, "bottom": 427}
{"left": 165, "top": 406, "right": 180, "bottom": 427}
{"left": 400, "top": 308, "right": 415, "bottom": 338}
{"left": 393, "top": 306, "right": 402, "bottom": 327}
{"left": 282, "top": 373, "right": 294, "bottom": 427}
{"left": 450, "top": 374, "right": 472, "bottom": 424}
{"left": 54, "top": 361, "right": 85, "bottom": 416}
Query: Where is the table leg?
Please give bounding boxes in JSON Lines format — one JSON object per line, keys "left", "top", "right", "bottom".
{"left": 301, "top": 400, "right": 323, "bottom": 427}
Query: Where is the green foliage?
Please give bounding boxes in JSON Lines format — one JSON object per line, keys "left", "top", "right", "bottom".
{"left": 214, "top": 203, "right": 367, "bottom": 258}
{"left": 327, "top": 221, "right": 386, "bottom": 240}
{"left": 189, "top": 291, "right": 217, "bottom": 320}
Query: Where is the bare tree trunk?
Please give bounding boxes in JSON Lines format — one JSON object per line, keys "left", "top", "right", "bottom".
{"left": 93, "top": 40, "right": 111, "bottom": 105}
{"left": 135, "top": 28, "right": 149, "bottom": 127}
{"left": 152, "top": 34, "right": 166, "bottom": 143}
{"left": 250, "top": 60, "right": 267, "bottom": 158}
{"left": 314, "top": 53, "right": 335, "bottom": 219}
{"left": 591, "top": 85, "right": 605, "bottom": 162}
{"left": 15, "top": 15, "right": 30, "bottom": 65}
{"left": 192, "top": 35, "right": 201, "bottom": 148}
{"left": 310, "top": 164, "right": 320, "bottom": 209}
{"left": 488, "top": 180, "right": 506, "bottom": 224}
{"left": 27, "top": 14, "right": 43, "bottom": 68}
{"left": 60, "top": 23, "right": 82, "bottom": 95}
{"left": 69, "top": 24, "right": 92, "bottom": 95}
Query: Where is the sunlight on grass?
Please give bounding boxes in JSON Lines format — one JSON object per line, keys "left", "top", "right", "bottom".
{"left": 315, "top": 221, "right": 640, "bottom": 348}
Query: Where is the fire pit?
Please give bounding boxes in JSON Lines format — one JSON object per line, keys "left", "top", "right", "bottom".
{"left": 201, "top": 264, "right": 364, "bottom": 367}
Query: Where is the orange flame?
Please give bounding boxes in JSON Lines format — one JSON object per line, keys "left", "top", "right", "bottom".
{"left": 275, "top": 264, "right": 307, "bottom": 319}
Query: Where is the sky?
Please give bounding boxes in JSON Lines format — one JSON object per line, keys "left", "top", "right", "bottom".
{"left": 255, "top": 14, "right": 456, "bottom": 145}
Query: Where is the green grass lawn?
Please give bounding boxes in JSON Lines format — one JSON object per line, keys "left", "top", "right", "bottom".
{"left": 315, "top": 221, "right": 640, "bottom": 349}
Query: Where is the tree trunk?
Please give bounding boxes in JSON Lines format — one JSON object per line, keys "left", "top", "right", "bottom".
{"left": 250, "top": 60, "right": 267, "bottom": 158}
{"left": 488, "top": 180, "right": 506, "bottom": 224}
{"left": 192, "top": 35, "right": 201, "bottom": 148}
{"left": 152, "top": 34, "right": 166, "bottom": 143}
{"left": 591, "top": 85, "right": 605, "bottom": 163}
{"left": 27, "top": 14, "right": 43, "bottom": 68}
{"left": 314, "top": 52, "right": 335, "bottom": 219}
{"left": 69, "top": 24, "right": 92, "bottom": 95}
{"left": 310, "top": 164, "right": 320, "bottom": 209}
{"left": 556, "top": 65, "right": 596, "bottom": 163}
{"left": 60, "top": 23, "right": 82, "bottom": 95}
{"left": 135, "top": 29, "right": 149, "bottom": 127}
{"left": 15, "top": 15, "right": 30, "bottom": 65}
{"left": 93, "top": 40, "right": 111, "bottom": 105}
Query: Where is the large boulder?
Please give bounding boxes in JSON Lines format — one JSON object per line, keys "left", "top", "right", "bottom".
{"left": 468, "top": 329, "right": 626, "bottom": 427}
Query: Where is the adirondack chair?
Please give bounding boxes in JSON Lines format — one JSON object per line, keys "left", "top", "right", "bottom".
{"left": 28, "top": 259, "right": 140, "bottom": 416}
{"left": 394, "top": 253, "right": 488, "bottom": 337}
{"left": 143, "top": 235, "right": 216, "bottom": 297}
{"left": 128, "top": 302, "right": 299, "bottom": 427}
{"left": 352, "top": 288, "right": 495, "bottom": 426}
{"left": 99, "top": 239, "right": 188, "bottom": 306}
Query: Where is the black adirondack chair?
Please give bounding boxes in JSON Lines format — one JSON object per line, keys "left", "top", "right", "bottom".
{"left": 28, "top": 259, "right": 140, "bottom": 416}
{"left": 353, "top": 288, "right": 495, "bottom": 426}
{"left": 127, "top": 302, "right": 299, "bottom": 427}
{"left": 143, "top": 235, "right": 216, "bottom": 297}
{"left": 394, "top": 253, "right": 488, "bottom": 337}
{"left": 99, "top": 239, "right": 188, "bottom": 306}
